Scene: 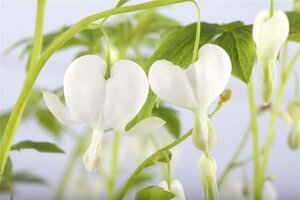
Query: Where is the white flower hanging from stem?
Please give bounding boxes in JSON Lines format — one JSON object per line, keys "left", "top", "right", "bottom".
{"left": 43, "top": 55, "right": 165, "bottom": 172}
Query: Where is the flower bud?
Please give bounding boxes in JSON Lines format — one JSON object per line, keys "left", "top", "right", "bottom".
{"left": 253, "top": 10, "right": 289, "bottom": 104}
{"left": 83, "top": 129, "right": 103, "bottom": 172}
{"left": 288, "top": 122, "right": 300, "bottom": 150}
{"left": 199, "top": 155, "right": 219, "bottom": 200}
{"left": 218, "top": 89, "right": 232, "bottom": 106}
{"left": 192, "top": 111, "right": 217, "bottom": 153}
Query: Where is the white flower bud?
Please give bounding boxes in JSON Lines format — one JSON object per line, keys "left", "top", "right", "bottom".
{"left": 253, "top": 10, "right": 289, "bottom": 104}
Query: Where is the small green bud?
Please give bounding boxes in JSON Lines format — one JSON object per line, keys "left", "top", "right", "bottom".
{"left": 218, "top": 89, "right": 232, "bottom": 106}
{"left": 287, "top": 102, "right": 300, "bottom": 121}
{"left": 192, "top": 111, "right": 217, "bottom": 153}
{"left": 199, "top": 155, "right": 218, "bottom": 200}
{"left": 288, "top": 122, "right": 300, "bottom": 150}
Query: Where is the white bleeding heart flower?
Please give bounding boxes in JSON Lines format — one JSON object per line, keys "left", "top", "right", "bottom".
{"left": 149, "top": 44, "right": 231, "bottom": 152}
{"left": 220, "top": 179, "right": 278, "bottom": 200}
{"left": 287, "top": 101, "right": 300, "bottom": 150}
{"left": 199, "top": 155, "right": 219, "bottom": 200}
{"left": 253, "top": 10, "right": 289, "bottom": 104}
{"left": 43, "top": 55, "right": 165, "bottom": 172}
{"left": 158, "top": 179, "right": 186, "bottom": 200}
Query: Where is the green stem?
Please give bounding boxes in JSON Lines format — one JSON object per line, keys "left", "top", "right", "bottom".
{"left": 260, "top": 49, "right": 300, "bottom": 196}
{"left": 0, "top": 0, "right": 194, "bottom": 175}
{"left": 294, "top": 71, "right": 300, "bottom": 101}
{"left": 27, "top": 0, "right": 46, "bottom": 73}
{"left": 270, "top": 0, "right": 274, "bottom": 17}
{"left": 54, "top": 134, "right": 90, "bottom": 200}
{"left": 218, "top": 126, "right": 251, "bottom": 188}
{"left": 247, "top": 81, "right": 261, "bottom": 200}
{"left": 108, "top": 132, "right": 121, "bottom": 200}
{"left": 116, "top": 130, "right": 193, "bottom": 200}
{"left": 98, "top": 27, "right": 111, "bottom": 79}
{"left": 191, "top": 0, "right": 201, "bottom": 62}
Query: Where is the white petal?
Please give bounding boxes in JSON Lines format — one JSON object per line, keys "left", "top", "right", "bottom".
{"left": 122, "top": 117, "right": 165, "bottom": 136}
{"left": 42, "top": 91, "right": 73, "bottom": 124}
{"left": 253, "top": 10, "right": 289, "bottom": 60}
{"left": 83, "top": 129, "right": 104, "bottom": 172}
{"left": 186, "top": 44, "right": 231, "bottom": 108}
{"left": 103, "top": 60, "right": 149, "bottom": 130}
{"left": 171, "top": 180, "right": 186, "bottom": 200}
{"left": 64, "top": 55, "right": 106, "bottom": 128}
{"left": 158, "top": 181, "right": 169, "bottom": 190}
{"left": 220, "top": 180, "right": 247, "bottom": 200}
{"left": 149, "top": 60, "right": 197, "bottom": 109}
{"left": 263, "top": 182, "right": 278, "bottom": 200}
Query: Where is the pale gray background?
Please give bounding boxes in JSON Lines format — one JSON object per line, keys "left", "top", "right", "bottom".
{"left": 1, "top": 0, "right": 300, "bottom": 199}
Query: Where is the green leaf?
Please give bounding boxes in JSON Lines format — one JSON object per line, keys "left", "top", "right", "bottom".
{"left": 11, "top": 141, "right": 64, "bottom": 153}
{"left": 0, "top": 157, "right": 13, "bottom": 195}
{"left": 145, "top": 151, "right": 172, "bottom": 167}
{"left": 135, "top": 186, "right": 175, "bottom": 200}
{"left": 0, "top": 112, "right": 11, "bottom": 141}
{"left": 286, "top": 11, "right": 300, "bottom": 42}
{"left": 214, "top": 23, "right": 256, "bottom": 83}
{"left": 152, "top": 105, "right": 181, "bottom": 138}
{"left": 36, "top": 109, "right": 62, "bottom": 137}
{"left": 12, "top": 172, "right": 47, "bottom": 185}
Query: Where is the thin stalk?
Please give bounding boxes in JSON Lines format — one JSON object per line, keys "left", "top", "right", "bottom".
{"left": 116, "top": 130, "right": 193, "bottom": 200}
{"left": 98, "top": 27, "right": 111, "bottom": 79}
{"left": 191, "top": 0, "right": 201, "bottom": 62}
{"left": 260, "top": 49, "right": 300, "bottom": 197}
{"left": 270, "top": 0, "right": 274, "bottom": 17}
{"left": 218, "top": 126, "right": 251, "bottom": 188}
{"left": 54, "top": 134, "right": 90, "bottom": 200}
{"left": 108, "top": 132, "right": 121, "bottom": 200}
{"left": 0, "top": 0, "right": 196, "bottom": 175}
{"left": 27, "top": 0, "right": 46, "bottom": 73}
{"left": 294, "top": 71, "right": 300, "bottom": 101}
{"left": 247, "top": 81, "right": 261, "bottom": 200}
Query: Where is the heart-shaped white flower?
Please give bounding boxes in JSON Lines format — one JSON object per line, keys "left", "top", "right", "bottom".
{"left": 43, "top": 55, "right": 165, "bottom": 172}
{"left": 158, "top": 179, "right": 186, "bottom": 200}
{"left": 149, "top": 44, "right": 231, "bottom": 152}
{"left": 253, "top": 10, "right": 289, "bottom": 104}
{"left": 220, "top": 179, "right": 278, "bottom": 200}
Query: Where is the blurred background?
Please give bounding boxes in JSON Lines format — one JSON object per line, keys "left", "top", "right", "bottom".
{"left": 1, "top": 0, "right": 300, "bottom": 199}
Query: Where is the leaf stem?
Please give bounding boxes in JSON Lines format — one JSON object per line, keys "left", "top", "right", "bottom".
{"left": 247, "top": 81, "right": 261, "bottom": 200}
{"left": 260, "top": 49, "right": 300, "bottom": 197}
{"left": 27, "top": 0, "right": 46, "bottom": 73}
{"left": 218, "top": 126, "right": 251, "bottom": 188}
{"left": 270, "top": 0, "right": 274, "bottom": 17}
{"left": 0, "top": 0, "right": 194, "bottom": 175}
{"left": 54, "top": 134, "right": 90, "bottom": 200}
{"left": 116, "top": 130, "right": 192, "bottom": 200}
{"left": 108, "top": 132, "right": 121, "bottom": 200}
{"left": 191, "top": 0, "right": 201, "bottom": 62}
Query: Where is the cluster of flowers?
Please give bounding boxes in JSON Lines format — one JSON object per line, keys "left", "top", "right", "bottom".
{"left": 42, "top": 8, "right": 294, "bottom": 199}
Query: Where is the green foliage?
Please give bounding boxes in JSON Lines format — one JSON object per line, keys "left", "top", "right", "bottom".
{"left": 286, "top": 11, "right": 300, "bottom": 42}
{"left": 152, "top": 105, "right": 181, "bottom": 138}
{"left": 11, "top": 141, "right": 64, "bottom": 153}
{"left": 214, "top": 23, "right": 256, "bottom": 83}
{"left": 146, "top": 21, "right": 256, "bottom": 84}
{"left": 135, "top": 186, "right": 175, "bottom": 200}
{"left": 0, "top": 158, "right": 13, "bottom": 196}
{"left": 0, "top": 113, "right": 10, "bottom": 141}
{"left": 12, "top": 172, "right": 47, "bottom": 185}
{"left": 131, "top": 172, "right": 154, "bottom": 189}
{"left": 36, "top": 110, "right": 62, "bottom": 136}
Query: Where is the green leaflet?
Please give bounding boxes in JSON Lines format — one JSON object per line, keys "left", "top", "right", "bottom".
{"left": 11, "top": 141, "right": 64, "bottom": 153}
{"left": 214, "top": 24, "right": 256, "bottom": 83}
{"left": 286, "top": 11, "right": 300, "bottom": 42}
{"left": 152, "top": 105, "right": 181, "bottom": 138}
{"left": 135, "top": 186, "right": 175, "bottom": 200}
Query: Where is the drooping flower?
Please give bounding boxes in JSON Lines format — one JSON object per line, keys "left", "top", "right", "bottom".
{"left": 158, "top": 179, "right": 186, "bottom": 200}
{"left": 286, "top": 101, "right": 300, "bottom": 150}
{"left": 43, "top": 55, "right": 165, "bottom": 171}
{"left": 149, "top": 44, "right": 232, "bottom": 152}
{"left": 199, "top": 154, "right": 218, "bottom": 200}
{"left": 253, "top": 10, "right": 289, "bottom": 104}
{"left": 220, "top": 179, "right": 278, "bottom": 200}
